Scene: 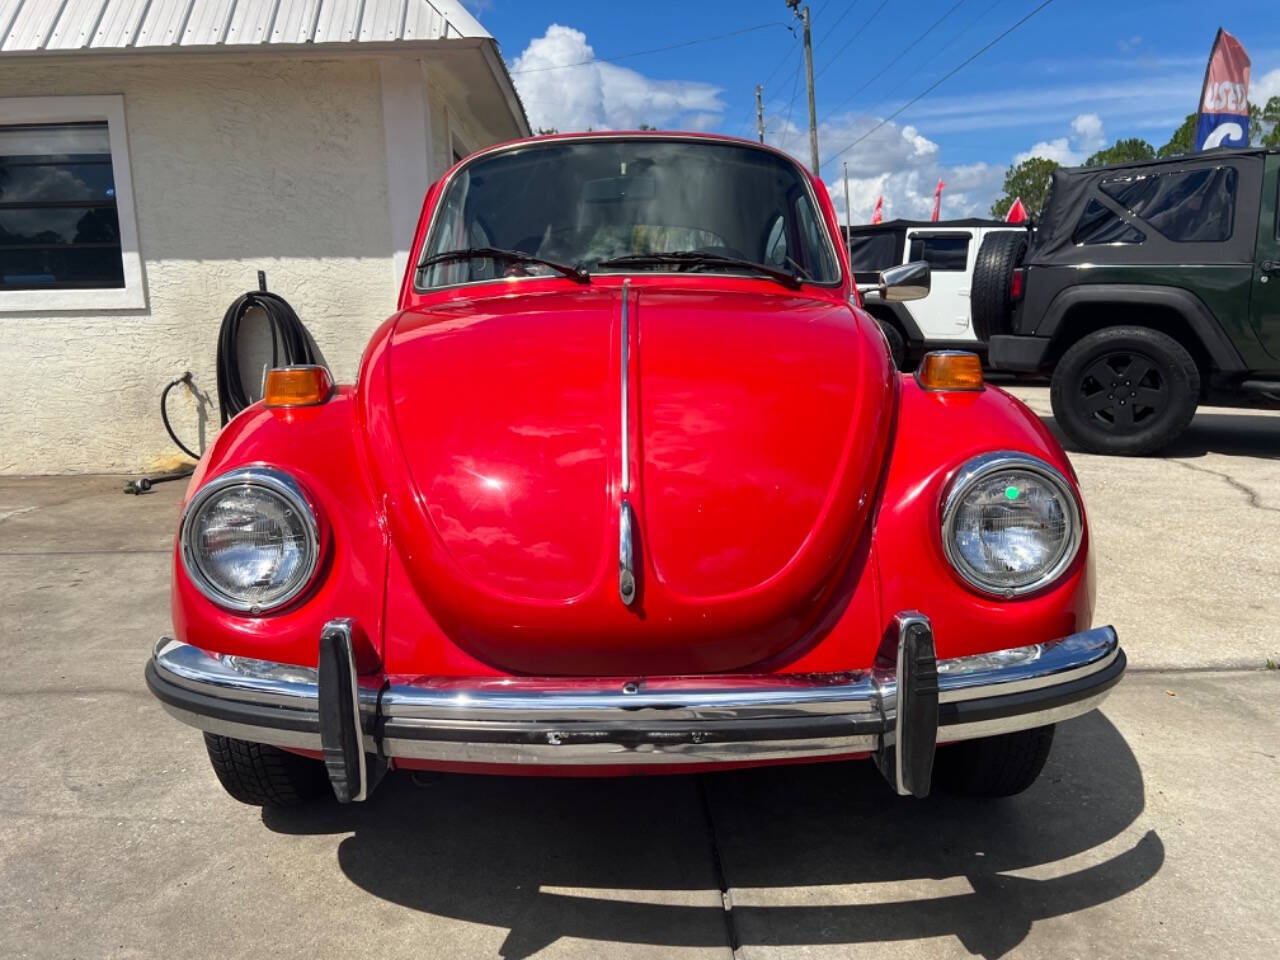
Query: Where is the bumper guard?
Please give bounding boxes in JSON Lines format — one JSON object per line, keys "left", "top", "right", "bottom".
{"left": 145, "top": 616, "right": 1124, "bottom": 802}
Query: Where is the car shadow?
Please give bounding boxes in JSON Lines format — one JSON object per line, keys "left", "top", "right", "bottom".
{"left": 262, "top": 711, "right": 1159, "bottom": 958}
{"left": 1035, "top": 410, "right": 1280, "bottom": 460}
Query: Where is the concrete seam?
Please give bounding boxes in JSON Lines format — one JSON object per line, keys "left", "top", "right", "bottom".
{"left": 697, "top": 775, "right": 743, "bottom": 959}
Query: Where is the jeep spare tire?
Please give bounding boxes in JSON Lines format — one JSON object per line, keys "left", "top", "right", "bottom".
{"left": 970, "top": 231, "right": 1027, "bottom": 341}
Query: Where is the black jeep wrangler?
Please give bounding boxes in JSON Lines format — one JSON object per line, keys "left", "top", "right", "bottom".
{"left": 974, "top": 147, "right": 1280, "bottom": 455}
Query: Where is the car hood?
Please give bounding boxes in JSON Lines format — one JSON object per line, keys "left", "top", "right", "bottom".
{"left": 370, "top": 281, "right": 894, "bottom": 674}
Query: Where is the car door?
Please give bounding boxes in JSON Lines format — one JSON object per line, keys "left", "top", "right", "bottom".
{"left": 1252, "top": 154, "right": 1280, "bottom": 362}
{"left": 904, "top": 230, "right": 972, "bottom": 339}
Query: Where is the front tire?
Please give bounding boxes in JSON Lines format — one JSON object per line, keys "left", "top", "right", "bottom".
{"left": 876, "top": 319, "right": 907, "bottom": 370}
{"left": 1050, "top": 326, "right": 1200, "bottom": 456}
{"left": 203, "top": 733, "right": 329, "bottom": 807}
{"left": 933, "top": 725, "right": 1055, "bottom": 798}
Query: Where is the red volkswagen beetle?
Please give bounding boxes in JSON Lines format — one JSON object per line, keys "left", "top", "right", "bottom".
{"left": 146, "top": 133, "right": 1123, "bottom": 807}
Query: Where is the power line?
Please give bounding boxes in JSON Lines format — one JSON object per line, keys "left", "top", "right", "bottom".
{"left": 814, "top": 0, "right": 891, "bottom": 79}
{"left": 739, "top": 30, "right": 802, "bottom": 136}
{"left": 813, "top": 1, "right": 862, "bottom": 52}
{"left": 821, "top": 0, "right": 1057, "bottom": 167}
{"left": 781, "top": 52, "right": 806, "bottom": 134}
{"left": 924, "top": 0, "right": 1013, "bottom": 65}
{"left": 818, "top": 0, "right": 971, "bottom": 125}
{"left": 509, "top": 22, "right": 786, "bottom": 75}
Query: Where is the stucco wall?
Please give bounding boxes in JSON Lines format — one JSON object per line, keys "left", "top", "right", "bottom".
{"left": 0, "top": 57, "right": 401, "bottom": 474}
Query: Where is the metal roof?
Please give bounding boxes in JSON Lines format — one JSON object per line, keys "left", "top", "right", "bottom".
{"left": 0, "top": 0, "right": 490, "bottom": 55}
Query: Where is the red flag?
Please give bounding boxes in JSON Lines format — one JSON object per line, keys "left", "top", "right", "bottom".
{"left": 870, "top": 195, "right": 883, "bottom": 224}
{"left": 931, "top": 180, "right": 945, "bottom": 222}
{"left": 1005, "top": 197, "right": 1029, "bottom": 223}
{"left": 1196, "top": 28, "right": 1251, "bottom": 150}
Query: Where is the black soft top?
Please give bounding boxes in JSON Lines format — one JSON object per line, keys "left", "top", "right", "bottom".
{"left": 1030, "top": 147, "right": 1270, "bottom": 266}
{"left": 844, "top": 217, "right": 1009, "bottom": 235}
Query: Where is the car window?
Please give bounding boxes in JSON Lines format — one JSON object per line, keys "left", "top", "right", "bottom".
{"left": 1072, "top": 199, "right": 1147, "bottom": 246}
{"left": 793, "top": 197, "right": 837, "bottom": 279}
{"left": 764, "top": 216, "right": 788, "bottom": 267}
{"left": 419, "top": 139, "right": 841, "bottom": 287}
{"left": 846, "top": 232, "right": 898, "bottom": 272}
{"left": 1100, "top": 166, "right": 1237, "bottom": 243}
{"left": 908, "top": 234, "right": 969, "bottom": 271}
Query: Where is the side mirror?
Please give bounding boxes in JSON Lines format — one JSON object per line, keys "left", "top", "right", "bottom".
{"left": 878, "top": 260, "right": 931, "bottom": 302}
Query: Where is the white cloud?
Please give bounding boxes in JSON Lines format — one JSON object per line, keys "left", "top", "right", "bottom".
{"left": 1253, "top": 67, "right": 1280, "bottom": 106}
{"left": 1014, "top": 112, "right": 1106, "bottom": 166}
{"left": 766, "top": 113, "right": 1002, "bottom": 223}
{"left": 510, "top": 25, "right": 725, "bottom": 133}
{"left": 1072, "top": 113, "right": 1104, "bottom": 147}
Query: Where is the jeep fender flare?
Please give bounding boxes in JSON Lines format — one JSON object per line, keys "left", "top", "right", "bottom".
{"left": 1034, "top": 284, "right": 1246, "bottom": 373}
{"left": 861, "top": 299, "right": 923, "bottom": 342}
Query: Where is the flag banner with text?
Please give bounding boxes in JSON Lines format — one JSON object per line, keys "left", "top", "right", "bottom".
{"left": 1196, "top": 28, "right": 1251, "bottom": 150}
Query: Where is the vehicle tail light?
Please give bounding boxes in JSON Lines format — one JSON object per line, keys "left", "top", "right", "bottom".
{"left": 1009, "top": 268, "right": 1026, "bottom": 301}
{"left": 264, "top": 366, "right": 333, "bottom": 408}
{"left": 916, "top": 351, "right": 984, "bottom": 391}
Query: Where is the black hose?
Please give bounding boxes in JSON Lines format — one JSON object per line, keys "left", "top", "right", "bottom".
{"left": 128, "top": 288, "right": 316, "bottom": 495}
{"left": 161, "top": 372, "right": 201, "bottom": 460}
{"left": 216, "top": 290, "right": 316, "bottom": 424}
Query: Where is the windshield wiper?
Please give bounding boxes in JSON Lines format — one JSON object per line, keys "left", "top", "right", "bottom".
{"left": 417, "top": 246, "right": 590, "bottom": 283}
{"left": 596, "top": 251, "right": 802, "bottom": 288}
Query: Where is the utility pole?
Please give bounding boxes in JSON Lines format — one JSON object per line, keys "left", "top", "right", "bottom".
{"left": 755, "top": 85, "right": 765, "bottom": 143}
{"left": 787, "top": 1, "right": 819, "bottom": 174}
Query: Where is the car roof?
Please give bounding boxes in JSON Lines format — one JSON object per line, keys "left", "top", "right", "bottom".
{"left": 469, "top": 130, "right": 816, "bottom": 173}
{"left": 1059, "top": 145, "right": 1280, "bottom": 177}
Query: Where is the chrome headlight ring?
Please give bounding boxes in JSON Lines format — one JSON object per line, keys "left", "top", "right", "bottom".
{"left": 179, "top": 466, "right": 322, "bottom": 615}
{"left": 940, "top": 451, "right": 1084, "bottom": 599}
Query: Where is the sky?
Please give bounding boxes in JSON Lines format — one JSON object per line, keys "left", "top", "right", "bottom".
{"left": 459, "top": 0, "right": 1280, "bottom": 222}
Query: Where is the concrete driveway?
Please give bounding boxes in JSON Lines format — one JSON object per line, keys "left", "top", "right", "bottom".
{"left": 1, "top": 387, "right": 1277, "bottom": 959}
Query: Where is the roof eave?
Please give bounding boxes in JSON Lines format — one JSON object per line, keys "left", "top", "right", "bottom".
{"left": 0, "top": 35, "right": 488, "bottom": 64}
{"left": 479, "top": 39, "right": 530, "bottom": 139}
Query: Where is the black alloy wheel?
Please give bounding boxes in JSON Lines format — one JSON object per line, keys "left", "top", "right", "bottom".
{"left": 1076, "top": 350, "right": 1167, "bottom": 431}
{"left": 1050, "top": 326, "right": 1200, "bottom": 456}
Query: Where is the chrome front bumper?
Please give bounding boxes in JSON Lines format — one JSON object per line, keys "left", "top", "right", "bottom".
{"left": 146, "top": 618, "right": 1123, "bottom": 797}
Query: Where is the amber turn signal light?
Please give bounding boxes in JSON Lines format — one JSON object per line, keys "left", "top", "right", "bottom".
{"left": 264, "top": 365, "right": 333, "bottom": 408}
{"left": 916, "top": 351, "right": 984, "bottom": 391}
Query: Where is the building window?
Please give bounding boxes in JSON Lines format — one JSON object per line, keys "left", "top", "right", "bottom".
{"left": 0, "top": 97, "right": 144, "bottom": 311}
{"left": 1, "top": 122, "right": 124, "bottom": 289}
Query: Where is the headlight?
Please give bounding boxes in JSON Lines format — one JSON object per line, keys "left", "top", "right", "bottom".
{"left": 941, "top": 452, "right": 1082, "bottom": 597}
{"left": 180, "top": 467, "right": 320, "bottom": 614}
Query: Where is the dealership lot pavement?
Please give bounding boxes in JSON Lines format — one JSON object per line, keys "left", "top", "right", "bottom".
{"left": 1, "top": 387, "right": 1277, "bottom": 959}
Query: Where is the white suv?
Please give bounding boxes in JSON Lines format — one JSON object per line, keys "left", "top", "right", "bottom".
{"left": 846, "top": 219, "right": 1023, "bottom": 368}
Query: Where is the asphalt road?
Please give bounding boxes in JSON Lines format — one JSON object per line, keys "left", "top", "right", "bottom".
{"left": 1, "top": 387, "right": 1277, "bottom": 959}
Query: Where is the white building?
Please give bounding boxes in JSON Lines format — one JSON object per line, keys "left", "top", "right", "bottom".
{"left": 0, "top": 0, "right": 528, "bottom": 473}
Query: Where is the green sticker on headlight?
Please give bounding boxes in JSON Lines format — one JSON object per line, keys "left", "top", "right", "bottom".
{"left": 1005, "top": 485, "right": 1020, "bottom": 500}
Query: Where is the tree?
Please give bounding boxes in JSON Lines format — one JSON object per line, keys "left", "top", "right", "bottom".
{"left": 990, "top": 156, "right": 1060, "bottom": 219}
{"left": 1157, "top": 113, "right": 1196, "bottom": 159}
{"left": 1262, "top": 96, "right": 1280, "bottom": 148}
{"left": 1159, "top": 101, "right": 1280, "bottom": 156}
{"left": 1084, "top": 137, "right": 1155, "bottom": 167}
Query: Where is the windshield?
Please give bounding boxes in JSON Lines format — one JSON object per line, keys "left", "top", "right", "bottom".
{"left": 417, "top": 139, "right": 841, "bottom": 288}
